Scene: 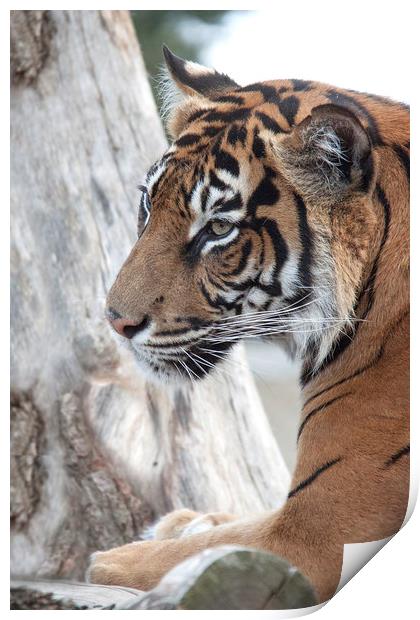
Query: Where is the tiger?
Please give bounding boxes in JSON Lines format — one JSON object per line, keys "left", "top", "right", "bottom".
{"left": 87, "top": 46, "right": 409, "bottom": 604}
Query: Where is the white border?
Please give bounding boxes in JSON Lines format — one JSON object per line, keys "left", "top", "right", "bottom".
{"left": 4, "top": 1, "right": 417, "bottom": 617}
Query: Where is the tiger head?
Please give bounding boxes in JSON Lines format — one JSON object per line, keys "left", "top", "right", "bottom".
{"left": 106, "top": 47, "right": 378, "bottom": 383}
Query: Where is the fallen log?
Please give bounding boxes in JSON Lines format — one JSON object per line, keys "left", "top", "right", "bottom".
{"left": 12, "top": 546, "right": 318, "bottom": 610}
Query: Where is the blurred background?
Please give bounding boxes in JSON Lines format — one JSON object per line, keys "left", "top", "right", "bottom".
{"left": 130, "top": 8, "right": 409, "bottom": 471}
{"left": 132, "top": 9, "right": 410, "bottom": 108}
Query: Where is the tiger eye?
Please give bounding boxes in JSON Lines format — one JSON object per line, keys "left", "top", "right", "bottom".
{"left": 209, "top": 220, "right": 234, "bottom": 236}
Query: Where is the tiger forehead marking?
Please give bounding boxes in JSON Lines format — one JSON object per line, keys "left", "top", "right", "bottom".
{"left": 146, "top": 108, "right": 288, "bottom": 251}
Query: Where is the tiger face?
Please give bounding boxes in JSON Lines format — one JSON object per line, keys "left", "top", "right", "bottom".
{"left": 106, "top": 47, "right": 378, "bottom": 383}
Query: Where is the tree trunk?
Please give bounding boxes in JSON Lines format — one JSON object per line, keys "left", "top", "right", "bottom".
{"left": 10, "top": 10, "right": 290, "bottom": 581}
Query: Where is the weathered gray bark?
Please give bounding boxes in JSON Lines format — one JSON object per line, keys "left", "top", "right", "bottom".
{"left": 11, "top": 10, "right": 290, "bottom": 581}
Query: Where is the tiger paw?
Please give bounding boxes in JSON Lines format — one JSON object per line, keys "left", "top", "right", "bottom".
{"left": 86, "top": 510, "right": 239, "bottom": 590}
{"left": 86, "top": 539, "right": 172, "bottom": 590}
{"left": 149, "top": 508, "right": 238, "bottom": 540}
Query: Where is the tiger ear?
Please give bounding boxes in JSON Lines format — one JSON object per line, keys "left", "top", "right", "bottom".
{"left": 162, "top": 45, "right": 239, "bottom": 98}
{"left": 272, "top": 104, "right": 373, "bottom": 206}
{"left": 161, "top": 46, "right": 239, "bottom": 139}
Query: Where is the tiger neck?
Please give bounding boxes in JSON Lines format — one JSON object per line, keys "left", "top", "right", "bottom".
{"left": 300, "top": 145, "right": 409, "bottom": 407}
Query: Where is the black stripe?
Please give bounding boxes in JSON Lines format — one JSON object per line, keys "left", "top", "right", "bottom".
{"left": 360, "top": 185, "right": 391, "bottom": 320}
{"left": 200, "top": 186, "right": 209, "bottom": 212}
{"left": 256, "top": 282, "right": 283, "bottom": 297}
{"left": 255, "top": 111, "right": 283, "bottom": 134}
{"left": 197, "top": 287, "right": 223, "bottom": 318}
{"left": 261, "top": 219, "right": 289, "bottom": 280}
{"left": 288, "top": 458, "right": 342, "bottom": 499}
{"left": 189, "top": 340, "right": 233, "bottom": 370}
{"left": 247, "top": 167, "right": 280, "bottom": 216}
{"left": 393, "top": 144, "right": 410, "bottom": 180}
{"left": 291, "top": 79, "right": 313, "bottom": 92}
{"left": 297, "top": 392, "right": 352, "bottom": 441}
{"left": 304, "top": 310, "right": 408, "bottom": 408}
{"left": 360, "top": 152, "right": 375, "bottom": 193}
{"left": 174, "top": 316, "right": 212, "bottom": 328}
{"left": 294, "top": 193, "right": 313, "bottom": 291}
{"left": 304, "top": 346, "right": 383, "bottom": 408}
{"left": 238, "top": 82, "right": 278, "bottom": 102}
{"left": 227, "top": 124, "right": 247, "bottom": 146}
{"left": 252, "top": 129, "right": 266, "bottom": 158}
{"left": 290, "top": 193, "right": 314, "bottom": 374}
{"left": 209, "top": 170, "right": 229, "bottom": 191}
{"left": 222, "top": 239, "right": 253, "bottom": 277}
{"left": 207, "top": 273, "right": 228, "bottom": 292}
{"left": 197, "top": 165, "right": 206, "bottom": 184}
{"left": 300, "top": 328, "right": 354, "bottom": 386}
{"left": 154, "top": 327, "right": 192, "bottom": 337}
{"left": 199, "top": 280, "right": 239, "bottom": 312}
{"left": 216, "top": 192, "right": 243, "bottom": 214}
{"left": 176, "top": 133, "right": 202, "bottom": 147}
{"left": 154, "top": 317, "right": 213, "bottom": 337}
{"left": 203, "top": 108, "right": 251, "bottom": 124}
{"left": 223, "top": 275, "right": 255, "bottom": 292}
{"left": 187, "top": 108, "right": 211, "bottom": 123}
{"left": 203, "top": 125, "right": 222, "bottom": 138}
{"left": 214, "top": 148, "right": 240, "bottom": 177}
{"left": 384, "top": 445, "right": 410, "bottom": 467}
{"left": 278, "top": 95, "right": 300, "bottom": 126}
{"left": 213, "top": 94, "right": 245, "bottom": 105}
{"left": 145, "top": 160, "right": 160, "bottom": 182}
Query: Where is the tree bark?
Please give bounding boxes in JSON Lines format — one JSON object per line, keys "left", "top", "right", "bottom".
{"left": 10, "top": 10, "right": 290, "bottom": 581}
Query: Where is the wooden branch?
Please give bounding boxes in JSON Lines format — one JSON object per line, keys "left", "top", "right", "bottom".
{"left": 11, "top": 579, "right": 142, "bottom": 609}
{"left": 12, "top": 547, "right": 317, "bottom": 610}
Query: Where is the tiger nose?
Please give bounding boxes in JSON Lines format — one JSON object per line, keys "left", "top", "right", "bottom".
{"left": 106, "top": 308, "right": 151, "bottom": 339}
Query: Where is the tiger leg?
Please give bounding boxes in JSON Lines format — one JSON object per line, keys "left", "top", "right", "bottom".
{"left": 87, "top": 499, "right": 343, "bottom": 602}
{"left": 87, "top": 389, "right": 408, "bottom": 603}
{"left": 85, "top": 432, "right": 346, "bottom": 601}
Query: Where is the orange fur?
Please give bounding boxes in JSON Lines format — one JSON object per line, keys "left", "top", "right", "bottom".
{"left": 92, "top": 55, "right": 409, "bottom": 605}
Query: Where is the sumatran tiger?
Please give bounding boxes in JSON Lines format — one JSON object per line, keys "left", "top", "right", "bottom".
{"left": 87, "top": 47, "right": 409, "bottom": 604}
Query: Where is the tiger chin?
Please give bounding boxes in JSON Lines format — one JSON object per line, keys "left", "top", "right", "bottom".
{"left": 88, "top": 46, "right": 409, "bottom": 605}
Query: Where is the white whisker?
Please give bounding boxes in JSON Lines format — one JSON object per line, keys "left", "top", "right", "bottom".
{"left": 178, "top": 357, "right": 195, "bottom": 382}
{"left": 206, "top": 322, "right": 345, "bottom": 344}
{"left": 180, "top": 347, "right": 206, "bottom": 381}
